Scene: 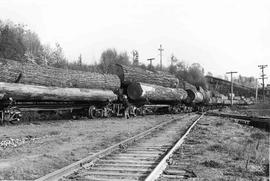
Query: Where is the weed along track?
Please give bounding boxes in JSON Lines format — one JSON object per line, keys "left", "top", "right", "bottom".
{"left": 36, "top": 113, "right": 204, "bottom": 181}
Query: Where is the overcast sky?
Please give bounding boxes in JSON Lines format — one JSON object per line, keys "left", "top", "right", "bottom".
{"left": 0, "top": 0, "right": 269, "bottom": 83}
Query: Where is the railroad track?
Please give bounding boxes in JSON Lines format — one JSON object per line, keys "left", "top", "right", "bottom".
{"left": 206, "top": 111, "right": 270, "bottom": 129}
{"left": 156, "top": 121, "right": 206, "bottom": 181}
{"left": 37, "top": 113, "right": 204, "bottom": 181}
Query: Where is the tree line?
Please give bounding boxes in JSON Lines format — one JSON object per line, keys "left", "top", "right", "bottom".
{"left": 0, "top": 19, "right": 256, "bottom": 89}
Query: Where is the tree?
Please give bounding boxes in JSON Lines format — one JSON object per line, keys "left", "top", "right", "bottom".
{"left": 139, "top": 63, "right": 147, "bottom": 70}
{"left": 168, "top": 54, "right": 178, "bottom": 74}
{"left": 207, "top": 71, "right": 213, "bottom": 76}
{"left": 0, "top": 22, "right": 26, "bottom": 61}
{"left": 147, "top": 63, "right": 154, "bottom": 71}
{"left": 77, "top": 54, "right": 82, "bottom": 66}
{"left": 40, "top": 44, "right": 52, "bottom": 65}
{"left": 170, "top": 54, "right": 178, "bottom": 65}
{"left": 175, "top": 61, "right": 189, "bottom": 81}
{"left": 22, "top": 30, "right": 44, "bottom": 64}
{"left": 99, "top": 48, "right": 131, "bottom": 73}
{"left": 47, "top": 43, "right": 67, "bottom": 68}
{"left": 233, "top": 75, "right": 257, "bottom": 88}
{"left": 0, "top": 20, "right": 46, "bottom": 64}
{"left": 132, "top": 50, "right": 139, "bottom": 66}
{"left": 186, "top": 63, "right": 207, "bottom": 89}
{"left": 174, "top": 60, "right": 207, "bottom": 89}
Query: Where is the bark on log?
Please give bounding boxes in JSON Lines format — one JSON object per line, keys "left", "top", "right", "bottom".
{"left": 127, "top": 82, "right": 187, "bottom": 102}
{"left": 0, "top": 58, "right": 120, "bottom": 91}
{"left": 197, "top": 86, "right": 211, "bottom": 103}
{"left": 109, "top": 64, "right": 179, "bottom": 88}
{"left": 0, "top": 82, "right": 117, "bottom": 102}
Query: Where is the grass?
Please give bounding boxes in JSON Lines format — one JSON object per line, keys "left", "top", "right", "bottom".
{"left": 207, "top": 144, "right": 227, "bottom": 153}
{"left": 214, "top": 121, "right": 224, "bottom": 127}
{"left": 21, "top": 110, "right": 74, "bottom": 123}
{"left": 201, "top": 160, "right": 224, "bottom": 168}
{"left": 188, "top": 115, "right": 270, "bottom": 180}
{"left": 48, "top": 130, "right": 61, "bottom": 136}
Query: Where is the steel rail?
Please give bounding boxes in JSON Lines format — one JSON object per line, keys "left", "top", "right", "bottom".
{"left": 206, "top": 112, "right": 269, "bottom": 129}
{"left": 206, "top": 112, "right": 270, "bottom": 122}
{"left": 145, "top": 113, "right": 205, "bottom": 181}
{"left": 35, "top": 114, "right": 189, "bottom": 181}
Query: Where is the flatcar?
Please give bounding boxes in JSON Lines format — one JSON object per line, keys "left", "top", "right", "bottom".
{"left": 0, "top": 61, "right": 255, "bottom": 124}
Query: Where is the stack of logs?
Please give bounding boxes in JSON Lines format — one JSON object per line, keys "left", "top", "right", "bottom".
{"left": 109, "top": 64, "right": 187, "bottom": 102}
{"left": 110, "top": 64, "right": 179, "bottom": 87}
{"left": 0, "top": 59, "right": 189, "bottom": 103}
{"left": 0, "top": 58, "right": 120, "bottom": 102}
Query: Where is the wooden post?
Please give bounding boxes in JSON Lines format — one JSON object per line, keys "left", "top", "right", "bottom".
{"left": 258, "top": 65, "right": 268, "bottom": 102}
{"left": 158, "top": 45, "right": 164, "bottom": 70}
{"left": 226, "top": 71, "right": 237, "bottom": 105}
{"left": 147, "top": 58, "right": 155, "bottom": 70}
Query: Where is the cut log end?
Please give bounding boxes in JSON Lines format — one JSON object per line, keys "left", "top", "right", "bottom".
{"left": 127, "top": 82, "right": 143, "bottom": 100}
{"left": 186, "top": 89, "right": 204, "bottom": 104}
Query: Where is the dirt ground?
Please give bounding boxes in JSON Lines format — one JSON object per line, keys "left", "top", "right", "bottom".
{"left": 0, "top": 114, "right": 183, "bottom": 180}
{"left": 177, "top": 115, "right": 269, "bottom": 180}
{"left": 0, "top": 105, "right": 269, "bottom": 180}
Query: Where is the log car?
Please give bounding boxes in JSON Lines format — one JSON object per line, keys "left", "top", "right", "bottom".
{"left": 0, "top": 58, "right": 128, "bottom": 124}
{"left": 126, "top": 82, "right": 188, "bottom": 115}
{"left": 0, "top": 82, "right": 127, "bottom": 124}
{"left": 184, "top": 86, "right": 209, "bottom": 111}
{"left": 110, "top": 64, "right": 188, "bottom": 115}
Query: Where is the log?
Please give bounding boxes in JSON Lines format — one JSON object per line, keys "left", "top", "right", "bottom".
{"left": 185, "top": 89, "right": 204, "bottom": 104}
{"left": 197, "top": 86, "right": 211, "bottom": 103}
{"left": 109, "top": 64, "right": 179, "bottom": 88}
{"left": 127, "top": 82, "right": 187, "bottom": 102}
{"left": 0, "top": 58, "right": 120, "bottom": 91}
{"left": 0, "top": 82, "right": 117, "bottom": 102}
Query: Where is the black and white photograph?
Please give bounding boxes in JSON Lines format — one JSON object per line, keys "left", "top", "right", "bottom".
{"left": 0, "top": 0, "right": 269, "bottom": 180}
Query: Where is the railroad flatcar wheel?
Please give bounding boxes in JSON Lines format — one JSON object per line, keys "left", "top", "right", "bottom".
{"left": 141, "top": 109, "right": 146, "bottom": 116}
{"left": 133, "top": 108, "right": 140, "bottom": 116}
{"left": 4, "top": 107, "right": 21, "bottom": 124}
{"left": 172, "top": 107, "right": 178, "bottom": 114}
{"left": 88, "top": 106, "right": 100, "bottom": 119}
{"left": 0, "top": 111, "right": 4, "bottom": 125}
{"left": 168, "top": 106, "right": 172, "bottom": 114}
{"left": 103, "top": 107, "right": 112, "bottom": 118}
{"left": 136, "top": 107, "right": 145, "bottom": 116}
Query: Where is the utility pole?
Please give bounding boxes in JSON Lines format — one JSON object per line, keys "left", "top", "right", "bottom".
{"left": 226, "top": 71, "right": 238, "bottom": 105}
{"left": 255, "top": 78, "right": 258, "bottom": 103}
{"left": 147, "top": 58, "right": 155, "bottom": 70}
{"left": 132, "top": 50, "right": 139, "bottom": 65}
{"left": 158, "top": 44, "right": 164, "bottom": 70}
{"left": 258, "top": 65, "right": 268, "bottom": 102}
